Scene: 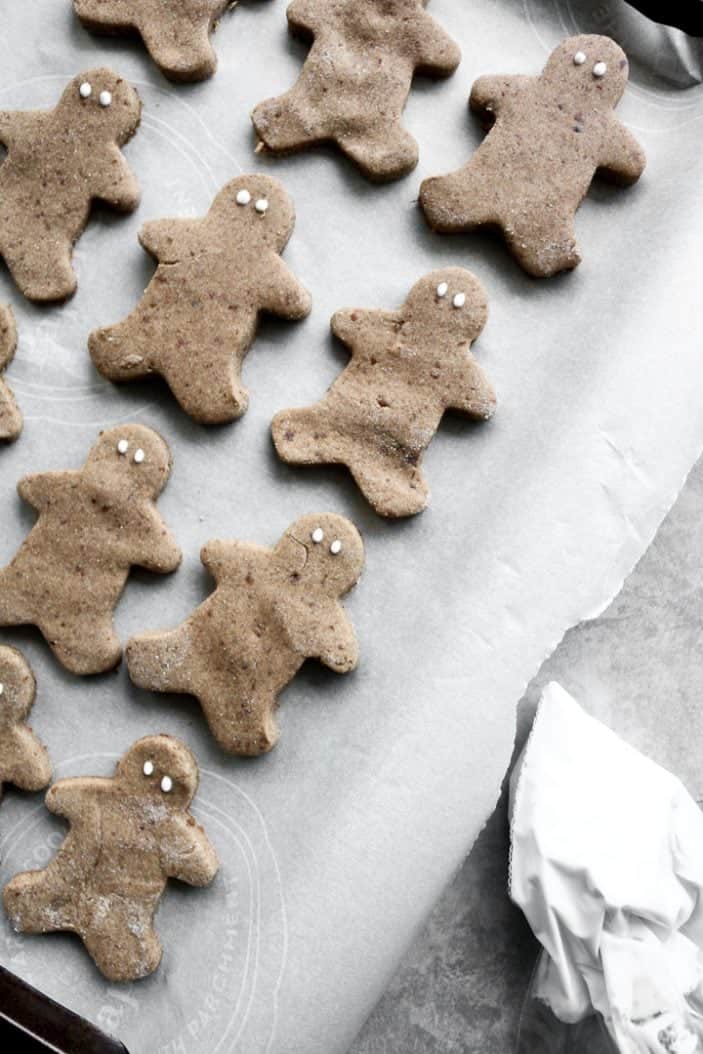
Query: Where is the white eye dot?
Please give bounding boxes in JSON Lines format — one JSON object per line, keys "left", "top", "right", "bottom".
{"left": 79, "top": 82, "right": 92, "bottom": 99}
{"left": 593, "top": 62, "right": 607, "bottom": 78}
{"left": 236, "top": 189, "right": 251, "bottom": 205}
{"left": 573, "top": 51, "right": 586, "bottom": 66}
{"left": 117, "top": 439, "right": 129, "bottom": 455}
{"left": 133, "top": 448, "right": 145, "bottom": 464}
{"left": 255, "top": 198, "right": 269, "bottom": 214}
{"left": 99, "top": 90, "right": 112, "bottom": 107}
{"left": 143, "top": 760, "right": 154, "bottom": 776}
{"left": 311, "top": 527, "right": 324, "bottom": 544}
{"left": 453, "top": 293, "right": 466, "bottom": 309}
{"left": 161, "top": 776, "right": 173, "bottom": 793}
{"left": 330, "top": 540, "right": 342, "bottom": 555}
{"left": 436, "top": 282, "right": 448, "bottom": 298}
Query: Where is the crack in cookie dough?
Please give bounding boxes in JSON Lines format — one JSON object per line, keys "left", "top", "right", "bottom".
{"left": 251, "top": 0, "right": 461, "bottom": 182}
{"left": 420, "top": 35, "right": 646, "bottom": 278}
{"left": 0, "top": 70, "right": 141, "bottom": 302}
{"left": 126, "top": 514, "right": 364, "bottom": 756}
{"left": 3, "top": 735, "right": 218, "bottom": 982}
{"left": 89, "top": 174, "right": 311, "bottom": 424}
{"left": 74, "top": 0, "right": 236, "bottom": 82}
{"left": 0, "top": 425, "right": 182, "bottom": 675}
{"left": 272, "top": 269, "right": 496, "bottom": 518}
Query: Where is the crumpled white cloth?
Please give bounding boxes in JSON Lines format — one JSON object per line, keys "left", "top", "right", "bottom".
{"left": 509, "top": 682, "right": 703, "bottom": 1054}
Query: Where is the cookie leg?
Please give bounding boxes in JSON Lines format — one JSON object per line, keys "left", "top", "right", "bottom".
{"left": 83, "top": 895, "right": 162, "bottom": 981}
{"left": 3, "top": 235, "right": 77, "bottom": 303}
{"left": 252, "top": 92, "right": 326, "bottom": 154}
{"left": 40, "top": 614, "right": 122, "bottom": 676}
{"left": 503, "top": 212, "right": 581, "bottom": 279}
{"left": 199, "top": 686, "right": 280, "bottom": 757}
{"left": 126, "top": 628, "right": 191, "bottom": 695}
{"left": 337, "top": 121, "right": 419, "bottom": 182}
{"left": 349, "top": 455, "right": 430, "bottom": 518}
{"left": 160, "top": 357, "right": 248, "bottom": 424}
{"left": 4, "top": 868, "right": 77, "bottom": 934}
{"left": 139, "top": 15, "right": 218, "bottom": 82}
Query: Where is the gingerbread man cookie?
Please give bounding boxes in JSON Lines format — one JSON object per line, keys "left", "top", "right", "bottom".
{"left": 127, "top": 514, "right": 364, "bottom": 756}
{"left": 74, "top": 0, "right": 234, "bottom": 82}
{"left": 251, "top": 0, "right": 461, "bottom": 182}
{"left": 0, "top": 70, "right": 141, "bottom": 302}
{"left": 0, "top": 425, "right": 182, "bottom": 675}
{"left": 4, "top": 735, "right": 218, "bottom": 982}
{"left": 272, "top": 270, "right": 496, "bottom": 518}
{"left": 0, "top": 306, "right": 21, "bottom": 443}
{"left": 90, "top": 175, "right": 312, "bottom": 424}
{"left": 0, "top": 647, "right": 52, "bottom": 803}
{"left": 420, "top": 35, "right": 646, "bottom": 278}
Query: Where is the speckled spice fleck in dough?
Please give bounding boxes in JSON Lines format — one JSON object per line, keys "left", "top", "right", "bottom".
{"left": 251, "top": 0, "right": 461, "bottom": 182}
{"left": 74, "top": 0, "right": 235, "bottom": 82}
{"left": 272, "top": 269, "right": 496, "bottom": 518}
{"left": 0, "top": 70, "right": 141, "bottom": 302}
{"left": 3, "top": 735, "right": 218, "bottom": 982}
{"left": 89, "top": 174, "right": 312, "bottom": 424}
{"left": 127, "top": 514, "right": 364, "bottom": 756}
{"left": 0, "top": 306, "right": 21, "bottom": 443}
{"left": 420, "top": 35, "right": 646, "bottom": 278}
{"left": 0, "top": 647, "right": 52, "bottom": 803}
{"left": 0, "top": 425, "right": 182, "bottom": 676}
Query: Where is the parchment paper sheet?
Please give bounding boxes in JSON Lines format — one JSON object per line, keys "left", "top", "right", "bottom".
{"left": 0, "top": 2, "right": 702, "bottom": 1052}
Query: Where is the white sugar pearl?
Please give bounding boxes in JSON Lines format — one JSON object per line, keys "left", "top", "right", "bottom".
{"left": 117, "top": 439, "right": 129, "bottom": 455}
{"left": 593, "top": 62, "right": 607, "bottom": 78}
{"left": 311, "top": 528, "right": 324, "bottom": 544}
{"left": 161, "top": 776, "right": 173, "bottom": 793}
{"left": 236, "top": 189, "right": 251, "bottom": 205}
{"left": 143, "top": 760, "right": 154, "bottom": 776}
{"left": 436, "top": 282, "right": 448, "bottom": 298}
{"left": 330, "top": 540, "right": 342, "bottom": 555}
{"left": 134, "top": 448, "right": 145, "bottom": 464}
{"left": 453, "top": 293, "right": 466, "bottom": 308}
{"left": 79, "top": 82, "right": 92, "bottom": 99}
{"left": 255, "top": 198, "right": 269, "bottom": 214}
{"left": 99, "top": 90, "right": 112, "bottom": 107}
{"left": 573, "top": 52, "right": 586, "bottom": 66}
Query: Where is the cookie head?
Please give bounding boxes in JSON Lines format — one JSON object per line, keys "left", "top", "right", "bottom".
{"left": 117, "top": 734, "right": 199, "bottom": 808}
{"left": 0, "top": 646, "right": 35, "bottom": 725}
{"left": 403, "top": 269, "right": 488, "bottom": 348}
{"left": 276, "top": 514, "right": 364, "bottom": 596}
{"left": 89, "top": 424, "right": 173, "bottom": 498}
{"left": 60, "top": 70, "right": 142, "bottom": 143}
{"left": 210, "top": 175, "right": 295, "bottom": 252}
{"left": 545, "top": 36, "right": 630, "bottom": 106}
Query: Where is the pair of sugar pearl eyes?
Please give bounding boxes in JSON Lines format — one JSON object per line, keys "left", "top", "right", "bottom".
{"left": 436, "top": 282, "right": 466, "bottom": 309}
{"left": 143, "top": 760, "right": 173, "bottom": 792}
{"left": 573, "top": 52, "right": 607, "bottom": 77}
{"left": 311, "top": 527, "right": 342, "bottom": 555}
{"left": 117, "top": 438, "right": 145, "bottom": 464}
{"left": 236, "top": 188, "right": 269, "bottom": 214}
{"left": 79, "top": 82, "right": 112, "bottom": 107}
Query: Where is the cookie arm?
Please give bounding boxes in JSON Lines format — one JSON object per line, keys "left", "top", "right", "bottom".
{"left": 470, "top": 75, "right": 530, "bottom": 121}
{"left": 200, "top": 539, "right": 258, "bottom": 584}
{"left": 598, "top": 119, "right": 646, "bottom": 185}
{"left": 0, "top": 111, "right": 39, "bottom": 151}
{"left": 45, "top": 777, "right": 104, "bottom": 822}
{"left": 17, "top": 471, "right": 65, "bottom": 512}
{"left": 258, "top": 255, "right": 312, "bottom": 321}
{"left": 0, "top": 306, "right": 17, "bottom": 370}
{"left": 130, "top": 508, "right": 182, "bottom": 573}
{"left": 159, "top": 816, "right": 219, "bottom": 886}
{"left": 296, "top": 603, "right": 359, "bottom": 673}
{"left": 331, "top": 308, "right": 391, "bottom": 354}
{"left": 446, "top": 361, "right": 497, "bottom": 420}
{"left": 139, "top": 219, "right": 198, "bottom": 263}
{"left": 286, "top": 0, "right": 322, "bottom": 34}
{"left": 92, "top": 148, "right": 140, "bottom": 213}
{"left": 412, "top": 13, "right": 461, "bottom": 76}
